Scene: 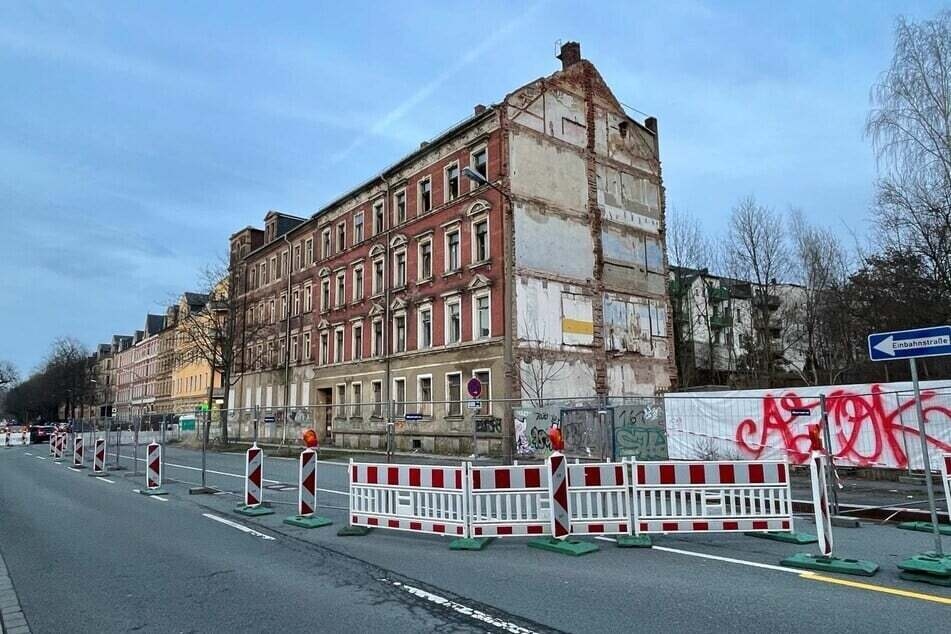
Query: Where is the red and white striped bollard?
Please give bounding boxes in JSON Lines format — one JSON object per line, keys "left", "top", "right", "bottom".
{"left": 236, "top": 443, "right": 274, "bottom": 516}
{"left": 73, "top": 435, "right": 85, "bottom": 468}
{"left": 283, "top": 448, "right": 332, "bottom": 528}
{"left": 139, "top": 442, "right": 167, "bottom": 495}
{"left": 89, "top": 438, "right": 106, "bottom": 476}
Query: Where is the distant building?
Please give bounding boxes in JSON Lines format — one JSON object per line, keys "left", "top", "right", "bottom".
{"left": 227, "top": 42, "right": 674, "bottom": 451}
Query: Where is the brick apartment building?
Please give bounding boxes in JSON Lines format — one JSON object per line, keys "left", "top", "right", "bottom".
{"left": 228, "top": 42, "right": 674, "bottom": 454}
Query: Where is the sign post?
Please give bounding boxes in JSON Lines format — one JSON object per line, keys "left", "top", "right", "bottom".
{"left": 868, "top": 326, "right": 951, "bottom": 585}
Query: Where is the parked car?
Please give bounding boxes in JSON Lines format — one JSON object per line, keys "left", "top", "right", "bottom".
{"left": 29, "top": 424, "right": 55, "bottom": 444}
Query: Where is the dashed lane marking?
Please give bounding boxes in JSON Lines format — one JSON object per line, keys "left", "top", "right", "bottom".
{"left": 202, "top": 513, "right": 275, "bottom": 540}
{"left": 35, "top": 456, "right": 46, "bottom": 460}
{"left": 380, "top": 578, "right": 537, "bottom": 633}
{"left": 98, "top": 478, "right": 115, "bottom": 484}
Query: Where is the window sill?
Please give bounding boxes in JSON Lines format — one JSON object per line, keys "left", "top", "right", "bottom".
{"left": 442, "top": 269, "right": 462, "bottom": 278}
{"left": 468, "top": 260, "right": 491, "bottom": 271}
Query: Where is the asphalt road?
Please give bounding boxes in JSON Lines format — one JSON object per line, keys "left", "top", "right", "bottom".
{"left": 1, "top": 443, "right": 950, "bottom": 633}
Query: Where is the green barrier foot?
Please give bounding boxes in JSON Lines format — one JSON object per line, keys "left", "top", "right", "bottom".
{"left": 188, "top": 486, "right": 219, "bottom": 495}
{"left": 449, "top": 537, "right": 494, "bottom": 551}
{"left": 337, "top": 525, "right": 372, "bottom": 536}
{"left": 746, "top": 531, "right": 818, "bottom": 545}
{"left": 527, "top": 537, "right": 599, "bottom": 557}
{"left": 897, "top": 552, "right": 951, "bottom": 586}
{"left": 139, "top": 488, "right": 167, "bottom": 496}
{"left": 616, "top": 535, "right": 653, "bottom": 548}
{"left": 235, "top": 505, "right": 275, "bottom": 517}
{"left": 283, "top": 515, "right": 333, "bottom": 529}
{"left": 896, "top": 522, "right": 951, "bottom": 537}
{"left": 780, "top": 553, "right": 879, "bottom": 576}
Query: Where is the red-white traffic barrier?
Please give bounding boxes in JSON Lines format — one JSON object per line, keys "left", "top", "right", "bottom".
{"left": 469, "top": 463, "right": 550, "bottom": 538}
{"left": 631, "top": 460, "right": 794, "bottom": 535}
{"left": 298, "top": 448, "right": 317, "bottom": 517}
{"left": 941, "top": 454, "right": 951, "bottom": 522}
{"left": 548, "top": 452, "right": 570, "bottom": 539}
{"left": 245, "top": 444, "right": 264, "bottom": 508}
{"left": 73, "top": 435, "right": 85, "bottom": 468}
{"left": 0, "top": 429, "right": 7, "bottom": 447}
{"left": 54, "top": 432, "right": 65, "bottom": 459}
{"left": 808, "top": 452, "right": 833, "bottom": 555}
{"left": 567, "top": 462, "right": 631, "bottom": 536}
{"left": 91, "top": 438, "right": 106, "bottom": 475}
{"left": 49, "top": 433, "right": 55, "bottom": 456}
{"left": 349, "top": 461, "right": 468, "bottom": 536}
{"left": 146, "top": 442, "right": 162, "bottom": 491}
{"left": 20, "top": 429, "right": 28, "bottom": 445}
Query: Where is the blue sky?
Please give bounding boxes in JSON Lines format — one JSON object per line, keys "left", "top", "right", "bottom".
{"left": 0, "top": 0, "right": 945, "bottom": 375}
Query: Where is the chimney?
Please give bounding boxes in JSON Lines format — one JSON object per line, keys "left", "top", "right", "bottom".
{"left": 557, "top": 41, "right": 581, "bottom": 70}
{"left": 473, "top": 104, "right": 486, "bottom": 116}
{"left": 644, "top": 116, "right": 658, "bottom": 134}
{"left": 419, "top": 141, "right": 430, "bottom": 150}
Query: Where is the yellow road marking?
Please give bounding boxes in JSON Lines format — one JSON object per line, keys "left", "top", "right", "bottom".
{"left": 800, "top": 571, "right": 951, "bottom": 605}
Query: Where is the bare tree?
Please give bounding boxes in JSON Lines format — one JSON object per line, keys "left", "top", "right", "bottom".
{"left": 727, "top": 196, "right": 791, "bottom": 387}
{"left": 517, "top": 322, "right": 569, "bottom": 407}
{"left": 0, "top": 361, "right": 17, "bottom": 388}
{"left": 174, "top": 261, "right": 275, "bottom": 443}
{"left": 866, "top": 11, "right": 951, "bottom": 305}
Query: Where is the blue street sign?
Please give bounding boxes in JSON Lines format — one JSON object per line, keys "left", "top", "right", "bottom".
{"left": 868, "top": 325, "right": 951, "bottom": 362}
{"left": 405, "top": 413, "right": 423, "bottom": 421}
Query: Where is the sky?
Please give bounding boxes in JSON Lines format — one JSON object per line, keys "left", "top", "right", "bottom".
{"left": 1, "top": 0, "right": 946, "bottom": 376}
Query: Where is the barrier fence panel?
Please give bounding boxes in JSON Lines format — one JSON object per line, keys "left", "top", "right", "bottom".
{"left": 943, "top": 454, "right": 951, "bottom": 514}
{"left": 631, "top": 460, "right": 793, "bottom": 535}
{"left": 468, "top": 464, "right": 551, "bottom": 538}
{"left": 567, "top": 462, "right": 631, "bottom": 536}
{"left": 349, "top": 461, "right": 468, "bottom": 537}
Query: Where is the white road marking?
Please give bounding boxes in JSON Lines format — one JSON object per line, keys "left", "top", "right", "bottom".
{"left": 381, "top": 579, "right": 536, "bottom": 633}
{"left": 202, "top": 513, "right": 275, "bottom": 540}
{"left": 595, "top": 537, "right": 801, "bottom": 574}
{"left": 98, "top": 478, "right": 115, "bottom": 484}
{"left": 151, "top": 495, "right": 168, "bottom": 502}
{"left": 24, "top": 452, "right": 33, "bottom": 456}
{"left": 69, "top": 467, "right": 82, "bottom": 471}
{"left": 122, "top": 454, "right": 282, "bottom": 484}
{"left": 35, "top": 456, "right": 46, "bottom": 460}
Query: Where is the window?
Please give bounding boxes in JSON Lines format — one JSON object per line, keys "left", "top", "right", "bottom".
{"left": 473, "top": 218, "right": 489, "bottom": 262}
{"left": 372, "top": 258, "right": 385, "bottom": 295}
{"left": 474, "top": 370, "right": 491, "bottom": 415}
{"left": 335, "top": 272, "right": 345, "bottom": 307}
{"left": 352, "top": 265, "right": 364, "bottom": 301}
{"left": 262, "top": 261, "right": 269, "bottom": 285}
{"left": 372, "top": 380, "right": 382, "bottom": 416}
{"left": 336, "top": 384, "right": 347, "bottom": 418}
{"left": 393, "top": 314, "right": 406, "bottom": 352}
{"left": 246, "top": 307, "right": 254, "bottom": 326}
{"left": 445, "top": 164, "right": 459, "bottom": 202}
{"left": 418, "top": 306, "right": 432, "bottom": 348}
{"left": 290, "top": 335, "right": 299, "bottom": 363}
{"left": 418, "top": 178, "right": 431, "bottom": 214}
{"left": 351, "top": 383, "right": 362, "bottom": 416}
{"left": 294, "top": 244, "right": 302, "bottom": 270}
{"left": 321, "top": 229, "right": 331, "bottom": 259}
{"left": 352, "top": 322, "right": 363, "bottom": 360}
{"left": 418, "top": 239, "right": 432, "bottom": 280}
{"left": 393, "top": 378, "right": 406, "bottom": 417}
{"left": 292, "top": 288, "right": 301, "bottom": 316}
{"left": 471, "top": 146, "right": 487, "bottom": 181}
{"left": 445, "top": 229, "right": 460, "bottom": 272}
{"left": 279, "top": 337, "right": 286, "bottom": 365}
{"left": 319, "top": 332, "right": 329, "bottom": 365}
{"left": 354, "top": 212, "right": 364, "bottom": 244}
{"left": 446, "top": 298, "right": 461, "bottom": 344}
{"left": 302, "top": 332, "right": 311, "bottom": 360}
{"left": 281, "top": 250, "right": 288, "bottom": 277}
{"left": 373, "top": 201, "right": 384, "bottom": 235}
{"left": 417, "top": 375, "right": 433, "bottom": 416}
{"left": 474, "top": 293, "right": 490, "bottom": 339}
{"left": 372, "top": 319, "right": 384, "bottom": 356}
{"left": 320, "top": 280, "right": 330, "bottom": 312}
{"left": 336, "top": 223, "right": 346, "bottom": 252}
{"left": 394, "top": 190, "right": 406, "bottom": 224}
{"left": 305, "top": 238, "right": 314, "bottom": 265}
{"left": 334, "top": 327, "right": 344, "bottom": 363}
{"left": 270, "top": 256, "right": 277, "bottom": 280}
{"left": 393, "top": 250, "right": 406, "bottom": 287}
{"left": 269, "top": 299, "right": 276, "bottom": 324}
{"left": 446, "top": 373, "right": 462, "bottom": 416}
{"left": 303, "top": 283, "right": 312, "bottom": 312}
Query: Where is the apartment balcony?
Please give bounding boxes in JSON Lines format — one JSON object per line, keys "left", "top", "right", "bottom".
{"left": 751, "top": 293, "right": 781, "bottom": 311}
{"left": 709, "top": 314, "right": 733, "bottom": 329}
{"left": 669, "top": 280, "right": 687, "bottom": 297}
{"left": 707, "top": 286, "right": 730, "bottom": 303}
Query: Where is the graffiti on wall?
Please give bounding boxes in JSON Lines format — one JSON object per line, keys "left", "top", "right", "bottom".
{"left": 613, "top": 402, "right": 668, "bottom": 460}
{"left": 514, "top": 408, "right": 558, "bottom": 456}
{"left": 665, "top": 381, "right": 951, "bottom": 469}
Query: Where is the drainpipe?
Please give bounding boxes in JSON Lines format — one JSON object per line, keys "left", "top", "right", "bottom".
{"left": 281, "top": 233, "right": 293, "bottom": 444}
{"left": 380, "top": 174, "right": 392, "bottom": 448}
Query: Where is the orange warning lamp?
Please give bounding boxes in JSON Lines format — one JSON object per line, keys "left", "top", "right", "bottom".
{"left": 547, "top": 424, "right": 564, "bottom": 452}
{"left": 807, "top": 424, "right": 823, "bottom": 452}
{"left": 302, "top": 428, "right": 319, "bottom": 448}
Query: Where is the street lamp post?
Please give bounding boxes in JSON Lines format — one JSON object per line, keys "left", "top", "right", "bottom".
{"left": 462, "top": 167, "right": 515, "bottom": 465}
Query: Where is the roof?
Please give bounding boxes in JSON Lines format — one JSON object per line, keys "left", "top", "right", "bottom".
{"left": 145, "top": 314, "right": 165, "bottom": 335}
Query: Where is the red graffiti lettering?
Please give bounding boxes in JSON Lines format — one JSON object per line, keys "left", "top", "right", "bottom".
{"left": 735, "top": 384, "right": 951, "bottom": 468}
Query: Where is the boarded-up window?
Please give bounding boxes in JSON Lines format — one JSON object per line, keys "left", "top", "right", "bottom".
{"left": 561, "top": 292, "right": 593, "bottom": 345}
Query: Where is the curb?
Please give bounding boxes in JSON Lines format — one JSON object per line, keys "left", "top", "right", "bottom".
{"left": 0, "top": 548, "right": 31, "bottom": 634}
